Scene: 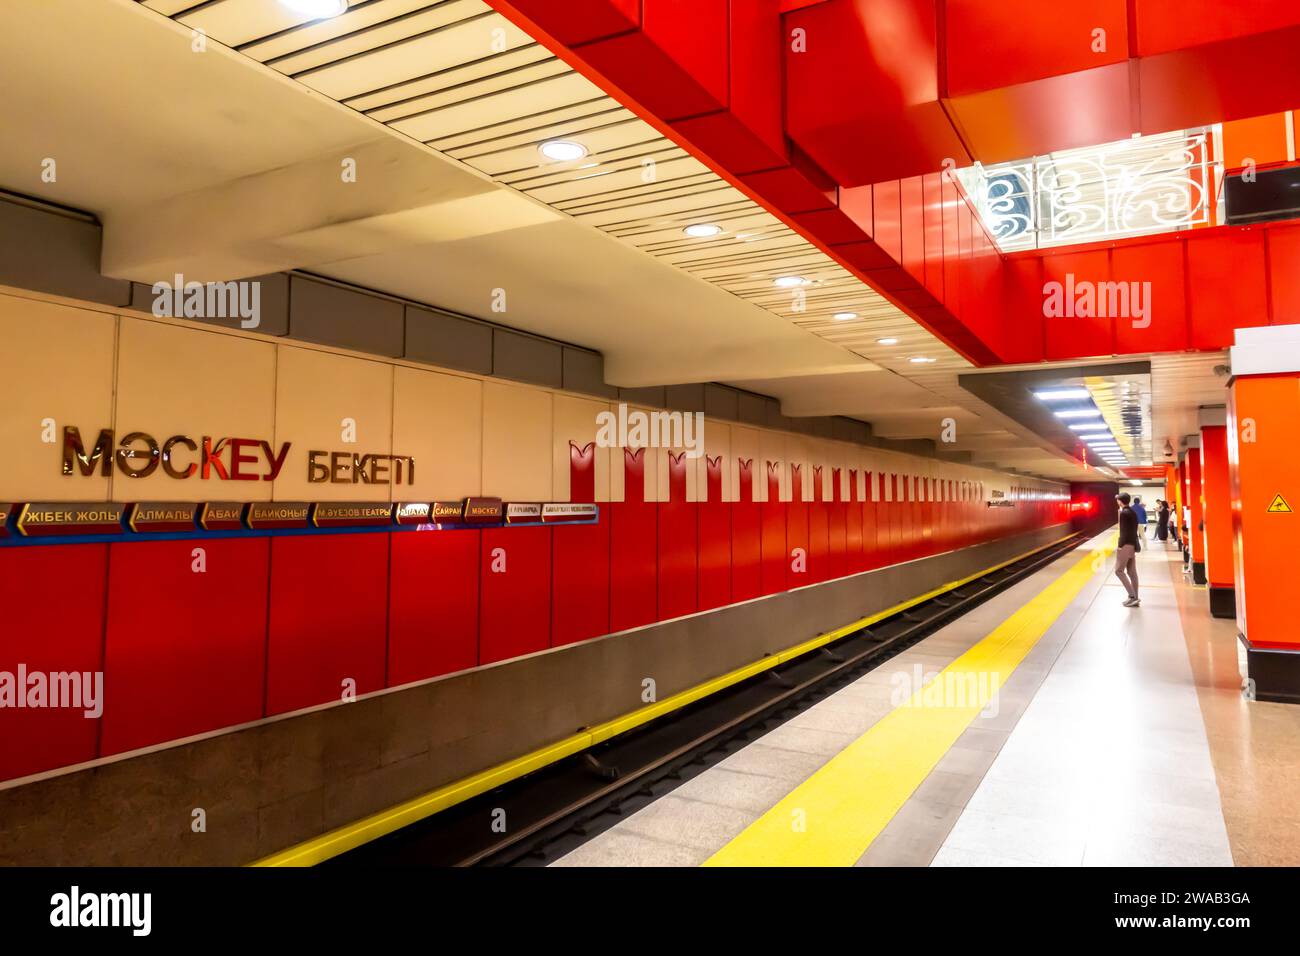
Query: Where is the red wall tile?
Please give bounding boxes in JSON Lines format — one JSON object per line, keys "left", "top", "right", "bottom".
{"left": 102, "top": 538, "right": 268, "bottom": 756}
{"left": 389, "top": 530, "right": 480, "bottom": 685}
{"left": 266, "top": 534, "right": 389, "bottom": 716}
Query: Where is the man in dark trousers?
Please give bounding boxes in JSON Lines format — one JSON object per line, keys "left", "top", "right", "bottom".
{"left": 1115, "top": 492, "right": 1140, "bottom": 607}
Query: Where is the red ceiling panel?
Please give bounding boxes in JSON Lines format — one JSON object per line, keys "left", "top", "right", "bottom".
{"left": 1041, "top": 248, "right": 1113, "bottom": 360}
{"left": 1111, "top": 239, "right": 1188, "bottom": 354}
{"left": 921, "top": 172, "right": 945, "bottom": 299}
{"left": 944, "top": 0, "right": 1129, "bottom": 96}
{"left": 501, "top": 0, "right": 639, "bottom": 45}
{"left": 740, "top": 165, "right": 837, "bottom": 212}
{"left": 999, "top": 255, "right": 1045, "bottom": 364}
{"left": 1133, "top": 0, "right": 1300, "bottom": 54}
{"left": 793, "top": 207, "right": 871, "bottom": 244}
{"left": 1267, "top": 225, "right": 1300, "bottom": 325}
{"left": 945, "top": 62, "right": 1133, "bottom": 165}
{"left": 1138, "top": 26, "right": 1300, "bottom": 136}
{"left": 784, "top": 0, "right": 970, "bottom": 185}
{"left": 580, "top": 0, "right": 730, "bottom": 121}
{"left": 1186, "top": 230, "right": 1269, "bottom": 350}
{"left": 872, "top": 179, "right": 903, "bottom": 261}
{"left": 834, "top": 239, "right": 900, "bottom": 272}
{"left": 900, "top": 175, "right": 926, "bottom": 286}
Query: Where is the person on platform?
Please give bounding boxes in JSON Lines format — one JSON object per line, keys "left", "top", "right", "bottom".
{"left": 1115, "top": 492, "right": 1141, "bottom": 607}
{"left": 1156, "top": 499, "right": 1171, "bottom": 542}
{"left": 1132, "top": 496, "right": 1148, "bottom": 539}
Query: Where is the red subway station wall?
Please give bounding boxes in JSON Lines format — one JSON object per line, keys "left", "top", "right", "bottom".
{"left": 0, "top": 489, "right": 1069, "bottom": 784}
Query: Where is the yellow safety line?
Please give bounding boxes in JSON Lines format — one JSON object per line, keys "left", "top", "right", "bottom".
{"left": 704, "top": 535, "right": 1115, "bottom": 868}
{"left": 252, "top": 532, "right": 1079, "bottom": 867}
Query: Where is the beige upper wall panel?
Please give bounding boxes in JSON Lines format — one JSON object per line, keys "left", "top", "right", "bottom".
{"left": 273, "top": 345, "right": 394, "bottom": 501}
{"left": 393, "top": 365, "right": 482, "bottom": 501}
{"left": 552, "top": 393, "right": 611, "bottom": 503}
{"left": 730, "top": 425, "right": 761, "bottom": 504}
{"left": 483, "top": 379, "right": 551, "bottom": 502}
{"left": 0, "top": 294, "right": 117, "bottom": 502}
{"left": 113, "top": 316, "right": 277, "bottom": 502}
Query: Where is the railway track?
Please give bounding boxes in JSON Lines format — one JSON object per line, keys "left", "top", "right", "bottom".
{"left": 329, "top": 532, "right": 1086, "bottom": 867}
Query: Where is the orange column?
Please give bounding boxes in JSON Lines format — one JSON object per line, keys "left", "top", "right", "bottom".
{"left": 1227, "top": 326, "right": 1300, "bottom": 703}
{"left": 1199, "top": 411, "right": 1235, "bottom": 618}
{"left": 1185, "top": 438, "right": 1207, "bottom": 585}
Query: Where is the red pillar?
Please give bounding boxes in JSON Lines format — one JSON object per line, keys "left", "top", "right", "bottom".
{"left": 1185, "top": 439, "right": 1207, "bottom": 585}
{"left": 1199, "top": 411, "right": 1235, "bottom": 618}
{"left": 1227, "top": 326, "right": 1300, "bottom": 703}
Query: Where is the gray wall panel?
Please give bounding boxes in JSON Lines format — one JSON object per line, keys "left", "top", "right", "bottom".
{"left": 492, "top": 328, "right": 562, "bottom": 388}
{"left": 562, "top": 347, "right": 616, "bottom": 398}
{"left": 0, "top": 200, "right": 128, "bottom": 306}
{"left": 704, "top": 384, "right": 740, "bottom": 421}
{"left": 404, "top": 305, "right": 493, "bottom": 375}
{"left": 289, "top": 276, "right": 404, "bottom": 356}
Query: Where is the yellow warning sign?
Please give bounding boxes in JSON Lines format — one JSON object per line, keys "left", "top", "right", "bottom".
{"left": 1267, "top": 494, "right": 1292, "bottom": 514}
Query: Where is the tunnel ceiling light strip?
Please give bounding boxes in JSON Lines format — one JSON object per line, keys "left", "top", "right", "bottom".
{"left": 1069, "top": 423, "right": 1110, "bottom": 432}
{"left": 1033, "top": 388, "right": 1091, "bottom": 401}
{"left": 1054, "top": 409, "right": 1103, "bottom": 419}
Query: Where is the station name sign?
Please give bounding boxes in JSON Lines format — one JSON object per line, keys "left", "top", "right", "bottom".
{"left": 62, "top": 427, "right": 414, "bottom": 485}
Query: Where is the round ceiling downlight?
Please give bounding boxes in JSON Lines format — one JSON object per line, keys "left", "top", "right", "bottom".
{"left": 538, "top": 140, "right": 587, "bottom": 162}
{"left": 683, "top": 224, "right": 722, "bottom": 238}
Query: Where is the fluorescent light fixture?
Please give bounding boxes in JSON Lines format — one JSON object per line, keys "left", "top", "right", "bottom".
{"left": 1069, "top": 423, "right": 1110, "bottom": 432}
{"left": 282, "top": 0, "right": 349, "bottom": 16}
{"left": 773, "top": 276, "right": 807, "bottom": 288}
{"left": 1130, "top": 480, "right": 1143, "bottom": 486}
{"left": 1054, "top": 409, "right": 1103, "bottom": 419}
{"left": 909, "top": 356, "right": 937, "bottom": 364}
{"left": 833, "top": 312, "right": 858, "bottom": 321}
{"left": 1034, "top": 388, "right": 1090, "bottom": 401}
{"left": 876, "top": 337, "right": 899, "bottom": 345}
{"left": 683, "top": 223, "right": 722, "bottom": 238}
{"left": 538, "top": 140, "right": 587, "bottom": 162}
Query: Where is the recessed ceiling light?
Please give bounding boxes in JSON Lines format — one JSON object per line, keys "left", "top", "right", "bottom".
{"left": 1033, "top": 388, "right": 1091, "bottom": 401}
{"left": 281, "top": 0, "right": 349, "bottom": 18}
{"left": 773, "top": 276, "right": 807, "bottom": 288}
{"left": 1130, "top": 480, "right": 1143, "bottom": 486}
{"left": 833, "top": 312, "right": 858, "bottom": 321}
{"left": 1054, "top": 409, "right": 1103, "bottom": 419}
{"left": 683, "top": 223, "right": 722, "bottom": 238}
{"left": 876, "top": 337, "right": 899, "bottom": 345}
{"left": 909, "top": 356, "right": 937, "bottom": 364}
{"left": 538, "top": 140, "right": 587, "bottom": 162}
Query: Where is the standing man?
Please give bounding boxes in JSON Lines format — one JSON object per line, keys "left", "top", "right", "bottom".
{"left": 1132, "top": 495, "right": 1148, "bottom": 540}
{"left": 1115, "top": 492, "right": 1140, "bottom": 607}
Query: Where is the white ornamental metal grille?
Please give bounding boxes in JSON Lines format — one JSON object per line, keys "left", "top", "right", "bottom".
{"left": 957, "top": 130, "right": 1215, "bottom": 251}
